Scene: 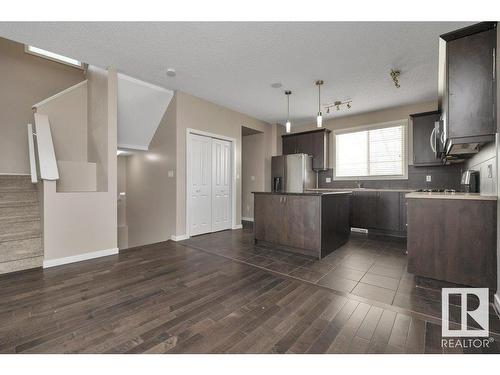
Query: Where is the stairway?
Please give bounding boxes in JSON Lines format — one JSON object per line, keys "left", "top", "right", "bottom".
{"left": 0, "top": 175, "right": 43, "bottom": 274}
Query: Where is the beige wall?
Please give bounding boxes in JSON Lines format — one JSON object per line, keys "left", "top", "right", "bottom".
{"left": 42, "top": 68, "right": 117, "bottom": 262}
{"left": 279, "top": 101, "right": 438, "bottom": 168}
{"left": 0, "top": 37, "right": 85, "bottom": 174}
{"left": 117, "top": 155, "right": 128, "bottom": 249}
{"left": 126, "top": 95, "right": 177, "bottom": 247}
{"left": 242, "top": 132, "right": 265, "bottom": 220}
{"left": 175, "top": 91, "right": 277, "bottom": 236}
{"left": 123, "top": 90, "right": 277, "bottom": 245}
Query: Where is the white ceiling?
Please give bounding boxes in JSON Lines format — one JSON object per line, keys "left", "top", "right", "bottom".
{"left": 0, "top": 22, "right": 472, "bottom": 126}
{"left": 117, "top": 73, "right": 173, "bottom": 150}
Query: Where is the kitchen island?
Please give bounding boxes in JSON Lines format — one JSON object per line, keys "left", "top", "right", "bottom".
{"left": 252, "top": 191, "right": 351, "bottom": 259}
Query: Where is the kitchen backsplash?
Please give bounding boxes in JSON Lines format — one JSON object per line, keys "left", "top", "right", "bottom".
{"left": 318, "top": 164, "right": 463, "bottom": 190}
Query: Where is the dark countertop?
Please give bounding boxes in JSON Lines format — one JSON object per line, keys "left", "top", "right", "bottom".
{"left": 252, "top": 191, "right": 352, "bottom": 196}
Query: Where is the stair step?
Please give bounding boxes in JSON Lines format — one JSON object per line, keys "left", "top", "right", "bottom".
{"left": 0, "top": 237, "right": 43, "bottom": 263}
{"left": 0, "top": 219, "right": 40, "bottom": 236}
{"left": 0, "top": 255, "right": 43, "bottom": 275}
{"left": 0, "top": 175, "right": 36, "bottom": 190}
{"left": 0, "top": 191, "right": 38, "bottom": 204}
{"left": 0, "top": 229, "right": 41, "bottom": 243}
{"left": 0, "top": 203, "right": 39, "bottom": 220}
{"left": 0, "top": 215, "right": 40, "bottom": 225}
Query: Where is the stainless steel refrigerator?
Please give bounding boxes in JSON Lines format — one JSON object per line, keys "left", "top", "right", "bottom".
{"left": 271, "top": 154, "right": 315, "bottom": 193}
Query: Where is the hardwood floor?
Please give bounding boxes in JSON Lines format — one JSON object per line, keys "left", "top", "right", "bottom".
{"left": 0, "top": 231, "right": 499, "bottom": 353}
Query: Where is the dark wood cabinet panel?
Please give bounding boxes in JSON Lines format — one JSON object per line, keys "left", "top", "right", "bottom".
{"left": 350, "top": 191, "right": 407, "bottom": 236}
{"left": 399, "top": 193, "right": 407, "bottom": 233}
{"left": 282, "top": 135, "right": 298, "bottom": 155}
{"left": 351, "top": 191, "right": 378, "bottom": 229}
{"left": 254, "top": 193, "right": 351, "bottom": 259}
{"left": 282, "top": 129, "right": 330, "bottom": 170}
{"left": 446, "top": 26, "right": 496, "bottom": 139}
{"left": 376, "top": 192, "right": 401, "bottom": 232}
{"left": 411, "top": 111, "right": 442, "bottom": 166}
{"left": 282, "top": 195, "right": 320, "bottom": 253}
{"left": 407, "top": 198, "right": 497, "bottom": 288}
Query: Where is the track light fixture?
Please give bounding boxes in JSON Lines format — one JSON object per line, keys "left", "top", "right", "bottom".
{"left": 324, "top": 100, "right": 353, "bottom": 113}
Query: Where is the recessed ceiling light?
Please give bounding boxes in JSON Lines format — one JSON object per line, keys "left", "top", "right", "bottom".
{"left": 270, "top": 82, "right": 282, "bottom": 89}
{"left": 166, "top": 68, "right": 176, "bottom": 77}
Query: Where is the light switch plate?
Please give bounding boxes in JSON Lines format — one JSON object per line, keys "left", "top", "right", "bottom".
{"left": 426, "top": 175, "right": 432, "bottom": 182}
{"left": 326, "top": 177, "right": 332, "bottom": 183}
{"left": 487, "top": 164, "right": 493, "bottom": 178}
{"left": 168, "top": 170, "right": 174, "bottom": 178}
{"left": 251, "top": 176, "right": 255, "bottom": 181}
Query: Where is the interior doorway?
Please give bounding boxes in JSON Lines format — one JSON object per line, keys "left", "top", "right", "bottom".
{"left": 187, "top": 130, "right": 234, "bottom": 237}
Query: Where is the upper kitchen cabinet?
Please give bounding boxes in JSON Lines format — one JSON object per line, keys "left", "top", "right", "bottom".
{"left": 440, "top": 22, "right": 497, "bottom": 156}
{"left": 410, "top": 111, "right": 442, "bottom": 166}
{"left": 282, "top": 129, "right": 330, "bottom": 170}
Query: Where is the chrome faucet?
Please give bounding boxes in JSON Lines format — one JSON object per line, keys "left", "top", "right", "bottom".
{"left": 356, "top": 181, "right": 363, "bottom": 189}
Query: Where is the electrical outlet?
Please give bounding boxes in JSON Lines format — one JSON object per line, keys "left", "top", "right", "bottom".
{"left": 426, "top": 175, "right": 432, "bottom": 182}
{"left": 487, "top": 164, "right": 493, "bottom": 178}
{"left": 168, "top": 170, "right": 174, "bottom": 178}
{"left": 251, "top": 176, "right": 255, "bottom": 181}
{"left": 326, "top": 177, "right": 332, "bottom": 183}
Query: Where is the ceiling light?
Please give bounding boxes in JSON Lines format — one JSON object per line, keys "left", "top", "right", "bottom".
{"left": 271, "top": 82, "right": 282, "bottom": 89}
{"left": 166, "top": 68, "right": 176, "bottom": 77}
{"left": 285, "top": 90, "right": 292, "bottom": 133}
{"left": 390, "top": 69, "right": 401, "bottom": 88}
{"left": 315, "top": 80, "right": 324, "bottom": 128}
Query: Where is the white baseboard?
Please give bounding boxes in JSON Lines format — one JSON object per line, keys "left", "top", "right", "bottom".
{"left": 241, "top": 217, "right": 254, "bottom": 222}
{"left": 232, "top": 224, "right": 243, "bottom": 230}
{"left": 494, "top": 293, "right": 500, "bottom": 318}
{"left": 171, "top": 234, "right": 189, "bottom": 241}
{"left": 43, "top": 247, "right": 119, "bottom": 268}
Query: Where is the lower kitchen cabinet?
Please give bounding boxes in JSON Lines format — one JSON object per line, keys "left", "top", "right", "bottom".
{"left": 351, "top": 191, "right": 406, "bottom": 236}
{"left": 407, "top": 197, "right": 497, "bottom": 288}
{"left": 254, "top": 192, "right": 351, "bottom": 259}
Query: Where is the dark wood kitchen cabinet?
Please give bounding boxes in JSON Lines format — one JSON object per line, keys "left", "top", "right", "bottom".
{"left": 350, "top": 190, "right": 406, "bottom": 236}
{"left": 410, "top": 111, "right": 442, "bottom": 166}
{"left": 375, "top": 192, "right": 401, "bottom": 232}
{"left": 282, "top": 129, "right": 330, "bottom": 170}
{"left": 441, "top": 23, "right": 497, "bottom": 141}
{"left": 351, "top": 191, "right": 377, "bottom": 229}
{"left": 254, "top": 192, "right": 351, "bottom": 259}
{"left": 407, "top": 197, "right": 497, "bottom": 288}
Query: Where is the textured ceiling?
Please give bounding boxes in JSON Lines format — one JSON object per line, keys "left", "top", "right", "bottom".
{"left": 0, "top": 22, "right": 472, "bottom": 127}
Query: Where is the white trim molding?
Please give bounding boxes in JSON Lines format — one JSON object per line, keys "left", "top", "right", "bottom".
{"left": 171, "top": 234, "right": 189, "bottom": 242}
{"left": 117, "top": 143, "right": 149, "bottom": 151}
{"left": 43, "top": 247, "right": 118, "bottom": 268}
{"left": 232, "top": 224, "right": 243, "bottom": 230}
{"left": 32, "top": 80, "right": 87, "bottom": 109}
{"left": 241, "top": 217, "right": 254, "bottom": 222}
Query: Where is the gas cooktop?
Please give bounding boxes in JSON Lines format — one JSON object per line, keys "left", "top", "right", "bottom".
{"left": 416, "top": 189, "right": 457, "bottom": 193}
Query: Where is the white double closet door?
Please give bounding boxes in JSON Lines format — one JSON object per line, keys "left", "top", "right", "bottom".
{"left": 189, "top": 133, "right": 232, "bottom": 236}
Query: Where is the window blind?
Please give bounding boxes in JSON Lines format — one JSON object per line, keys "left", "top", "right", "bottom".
{"left": 335, "top": 123, "right": 406, "bottom": 179}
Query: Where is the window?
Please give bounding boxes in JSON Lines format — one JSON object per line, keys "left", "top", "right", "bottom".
{"left": 334, "top": 120, "right": 408, "bottom": 180}
{"left": 25, "top": 45, "right": 83, "bottom": 68}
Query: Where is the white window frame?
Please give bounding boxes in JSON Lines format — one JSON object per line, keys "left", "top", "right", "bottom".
{"left": 25, "top": 45, "right": 83, "bottom": 69}
{"left": 332, "top": 119, "right": 409, "bottom": 181}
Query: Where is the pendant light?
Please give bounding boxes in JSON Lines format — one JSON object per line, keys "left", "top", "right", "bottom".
{"left": 315, "top": 80, "right": 324, "bottom": 127}
{"left": 285, "top": 90, "right": 292, "bottom": 133}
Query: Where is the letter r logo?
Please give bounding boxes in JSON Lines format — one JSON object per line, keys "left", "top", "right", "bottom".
{"left": 441, "top": 288, "right": 489, "bottom": 337}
